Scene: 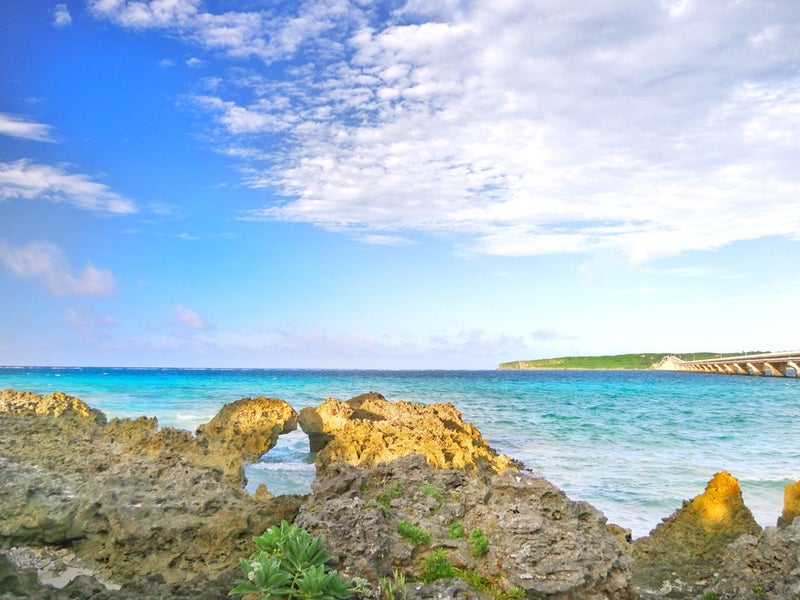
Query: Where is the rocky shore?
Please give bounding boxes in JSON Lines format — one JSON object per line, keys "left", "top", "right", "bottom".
{"left": 1, "top": 389, "right": 798, "bottom": 599}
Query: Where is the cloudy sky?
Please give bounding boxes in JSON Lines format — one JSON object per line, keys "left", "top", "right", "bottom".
{"left": 1, "top": 0, "right": 798, "bottom": 368}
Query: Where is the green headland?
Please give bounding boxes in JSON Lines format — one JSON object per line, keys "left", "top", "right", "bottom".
{"left": 498, "top": 352, "right": 766, "bottom": 370}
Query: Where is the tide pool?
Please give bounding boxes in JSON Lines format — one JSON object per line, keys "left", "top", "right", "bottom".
{"left": 1, "top": 366, "right": 797, "bottom": 538}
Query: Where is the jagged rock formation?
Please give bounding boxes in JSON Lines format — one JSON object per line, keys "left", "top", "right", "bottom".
{"left": 632, "top": 471, "right": 762, "bottom": 597}
{"left": 777, "top": 480, "right": 800, "bottom": 528}
{"left": 0, "top": 389, "right": 302, "bottom": 587}
{"left": 0, "top": 390, "right": 106, "bottom": 422}
{"left": 196, "top": 396, "right": 298, "bottom": 462}
{"left": 9, "top": 387, "right": 795, "bottom": 600}
{"left": 709, "top": 517, "right": 800, "bottom": 599}
{"left": 298, "top": 392, "right": 520, "bottom": 475}
{"left": 296, "top": 454, "right": 635, "bottom": 598}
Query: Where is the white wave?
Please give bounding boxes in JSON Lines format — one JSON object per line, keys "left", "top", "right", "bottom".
{"left": 249, "top": 462, "right": 316, "bottom": 472}
{"left": 175, "top": 413, "right": 215, "bottom": 421}
{"left": 738, "top": 475, "right": 799, "bottom": 483}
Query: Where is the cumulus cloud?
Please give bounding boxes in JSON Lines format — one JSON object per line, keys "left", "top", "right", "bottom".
{"left": 0, "top": 159, "right": 137, "bottom": 214}
{"left": 52, "top": 3, "right": 72, "bottom": 27}
{"left": 94, "top": 1, "right": 800, "bottom": 262}
{"left": 0, "top": 113, "right": 55, "bottom": 142}
{"left": 173, "top": 305, "right": 210, "bottom": 330}
{"left": 0, "top": 240, "right": 116, "bottom": 296}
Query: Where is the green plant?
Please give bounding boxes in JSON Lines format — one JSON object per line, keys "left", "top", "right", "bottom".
{"left": 495, "top": 586, "right": 526, "bottom": 600}
{"left": 420, "top": 483, "right": 444, "bottom": 503}
{"left": 469, "top": 529, "right": 489, "bottom": 557}
{"left": 420, "top": 548, "right": 456, "bottom": 583}
{"left": 752, "top": 583, "right": 766, "bottom": 598}
{"left": 376, "top": 483, "right": 404, "bottom": 514}
{"left": 448, "top": 521, "right": 466, "bottom": 539}
{"left": 456, "top": 568, "right": 491, "bottom": 592}
{"left": 230, "top": 520, "right": 354, "bottom": 600}
{"left": 379, "top": 569, "right": 407, "bottom": 600}
{"left": 699, "top": 593, "right": 719, "bottom": 600}
{"left": 397, "top": 520, "right": 431, "bottom": 546}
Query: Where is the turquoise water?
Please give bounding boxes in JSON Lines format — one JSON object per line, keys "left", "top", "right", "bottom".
{"left": 1, "top": 367, "right": 797, "bottom": 538}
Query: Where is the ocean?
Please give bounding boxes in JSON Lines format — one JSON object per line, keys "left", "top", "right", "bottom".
{"left": 1, "top": 366, "right": 797, "bottom": 539}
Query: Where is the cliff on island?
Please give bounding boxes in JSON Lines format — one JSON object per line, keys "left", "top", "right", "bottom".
{"left": 2, "top": 388, "right": 799, "bottom": 599}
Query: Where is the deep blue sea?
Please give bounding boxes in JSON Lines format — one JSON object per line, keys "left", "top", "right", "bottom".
{"left": 1, "top": 367, "right": 797, "bottom": 538}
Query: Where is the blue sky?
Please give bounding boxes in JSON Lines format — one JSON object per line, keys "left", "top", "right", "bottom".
{"left": 1, "top": 0, "right": 798, "bottom": 369}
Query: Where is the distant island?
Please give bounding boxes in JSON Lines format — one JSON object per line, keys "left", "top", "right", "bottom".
{"left": 498, "top": 352, "right": 768, "bottom": 370}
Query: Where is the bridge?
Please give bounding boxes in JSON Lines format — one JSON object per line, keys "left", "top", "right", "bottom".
{"left": 655, "top": 351, "right": 800, "bottom": 377}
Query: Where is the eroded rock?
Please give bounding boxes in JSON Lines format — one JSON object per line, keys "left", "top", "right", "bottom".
{"left": 0, "top": 389, "right": 302, "bottom": 586}
{"left": 298, "top": 392, "right": 520, "bottom": 475}
{"left": 196, "top": 396, "right": 298, "bottom": 462}
{"left": 0, "top": 389, "right": 105, "bottom": 423}
{"left": 295, "top": 454, "right": 635, "bottom": 598}
{"left": 632, "top": 471, "right": 762, "bottom": 597}
{"left": 778, "top": 480, "right": 800, "bottom": 528}
{"left": 709, "top": 517, "right": 800, "bottom": 599}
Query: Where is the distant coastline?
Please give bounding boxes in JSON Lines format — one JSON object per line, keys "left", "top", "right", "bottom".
{"left": 498, "top": 352, "right": 767, "bottom": 370}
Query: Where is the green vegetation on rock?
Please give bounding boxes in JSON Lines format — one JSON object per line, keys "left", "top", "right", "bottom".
{"left": 469, "top": 529, "right": 489, "bottom": 557}
{"left": 397, "top": 520, "right": 431, "bottom": 546}
{"left": 230, "top": 520, "right": 354, "bottom": 600}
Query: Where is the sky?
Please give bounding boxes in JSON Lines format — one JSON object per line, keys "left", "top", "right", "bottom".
{"left": 0, "top": 0, "right": 798, "bottom": 369}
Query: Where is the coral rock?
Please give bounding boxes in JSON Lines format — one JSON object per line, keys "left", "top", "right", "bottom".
{"left": 0, "top": 389, "right": 302, "bottom": 586}
{"left": 296, "top": 454, "right": 635, "bottom": 598}
{"left": 197, "top": 396, "right": 298, "bottom": 462}
{"left": 711, "top": 517, "right": 800, "bottom": 599}
{"left": 778, "top": 480, "right": 800, "bottom": 528}
{"left": 632, "top": 471, "right": 762, "bottom": 596}
{"left": 0, "top": 389, "right": 105, "bottom": 423}
{"left": 298, "top": 392, "right": 519, "bottom": 475}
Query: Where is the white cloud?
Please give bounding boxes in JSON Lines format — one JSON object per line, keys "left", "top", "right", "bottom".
{"left": 0, "top": 240, "right": 116, "bottom": 296}
{"left": 0, "top": 159, "right": 137, "bottom": 214}
{"left": 185, "top": 56, "right": 203, "bottom": 67}
{"left": 52, "top": 3, "right": 72, "bottom": 27}
{"left": 173, "top": 305, "right": 210, "bottom": 330}
{"left": 87, "top": 0, "right": 361, "bottom": 62}
{"left": 97, "top": 1, "right": 800, "bottom": 262}
{"left": 65, "top": 306, "right": 117, "bottom": 329}
{"left": 0, "top": 113, "right": 55, "bottom": 142}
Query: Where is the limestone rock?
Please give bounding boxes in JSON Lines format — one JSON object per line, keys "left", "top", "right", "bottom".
{"left": 298, "top": 392, "right": 519, "bottom": 475}
{"left": 196, "top": 396, "right": 298, "bottom": 462}
{"left": 0, "top": 389, "right": 303, "bottom": 586}
{"left": 710, "top": 517, "right": 800, "bottom": 599}
{"left": 778, "top": 480, "right": 800, "bottom": 528}
{"left": 632, "top": 471, "right": 762, "bottom": 596}
{"left": 0, "top": 548, "right": 239, "bottom": 599}
{"left": 0, "top": 389, "right": 105, "bottom": 423}
{"left": 295, "top": 454, "right": 635, "bottom": 598}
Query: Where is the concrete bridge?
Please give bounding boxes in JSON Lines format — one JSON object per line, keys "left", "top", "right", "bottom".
{"left": 655, "top": 351, "right": 800, "bottom": 377}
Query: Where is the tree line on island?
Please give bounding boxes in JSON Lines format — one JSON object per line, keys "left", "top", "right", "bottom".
{"left": 498, "top": 351, "right": 769, "bottom": 370}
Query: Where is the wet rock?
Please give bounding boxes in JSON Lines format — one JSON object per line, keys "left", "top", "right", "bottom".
{"left": 709, "top": 517, "right": 800, "bottom": 599}
{"left": 298, "top": 392, "right": 520, "bottom": 475}
{"left": 296, "top": 454, "right": 635, "bottom": 598}
{"left": 777, "top": 480, "right": 800, "bottom": 528}
{"left": 632, "top": 471, "right": 762, "bottom": 597}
